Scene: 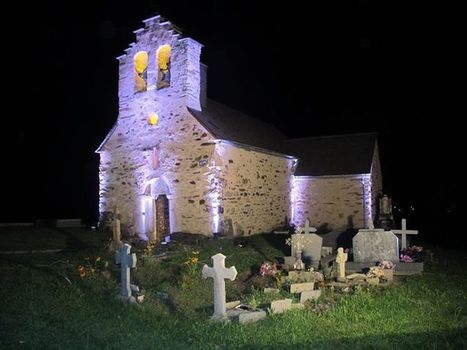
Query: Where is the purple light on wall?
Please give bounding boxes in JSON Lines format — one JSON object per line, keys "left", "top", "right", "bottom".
{"left": 291, "top": 176, "right": 309, "bottom": 226}
{"left": 361, "top": 174, "right": 373, "bottom": 227}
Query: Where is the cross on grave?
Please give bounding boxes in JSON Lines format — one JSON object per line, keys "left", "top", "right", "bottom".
{"left": 392, "top": 218, "right": 418, "bottom": 250}
{"left": 335, "top": 247, "right": 348, "bottom": 282}
{"left": 115, "top": 244, "right": 137, "bottom": 298}
{"left": 202, "top": 253, "right": 237, "bottom": 321}
{"left": 302, "top": 219, "right": 317, "bottom": 234}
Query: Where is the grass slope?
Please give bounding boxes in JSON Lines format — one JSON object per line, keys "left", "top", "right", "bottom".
{"left": 0, "top": 230, "right": 466, "bottom": 349}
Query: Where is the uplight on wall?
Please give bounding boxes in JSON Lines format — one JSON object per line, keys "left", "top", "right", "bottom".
{"left": 147, "top": 113, "right": 159, "bottom": 125}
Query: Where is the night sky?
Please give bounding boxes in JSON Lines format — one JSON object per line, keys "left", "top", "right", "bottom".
{"left": 1, "top": 1, "right": 463, "bottom": 240}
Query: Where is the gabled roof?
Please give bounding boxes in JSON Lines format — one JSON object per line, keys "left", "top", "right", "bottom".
{"left": 95, "top": 122, "right": 118, "bottom": 153}
{"left": 188, "top": 100, "right": 287, "bottom": 153}
{"left": 284, "top": 133, "right": 378, "bottom": 176}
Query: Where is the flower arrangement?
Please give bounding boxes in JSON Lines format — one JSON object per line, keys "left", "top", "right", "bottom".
{"left": 400, "top": 245, "right": 424, "bottom": 262}
{"left": 259, "top": 261, "right": 281, "bottom": 286}
{"left": 259, "top": 261, "right": 278, "bottom": 277}
{"left": 378, "top": 260, "right": 395, "bottom": 269}
{"left": 400, "top": 254, "right": 413, "bottom": 263}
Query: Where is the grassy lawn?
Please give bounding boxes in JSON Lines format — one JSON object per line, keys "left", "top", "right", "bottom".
{"left": 0, "top": 229, "right": 466, "bottom": 349}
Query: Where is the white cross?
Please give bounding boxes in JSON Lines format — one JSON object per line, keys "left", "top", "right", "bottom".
{"left": 392, "top": 218, "right": 418, "bottom": 250}
{"left": 303, "top": 219, "right": 317, "bottom": 234}
{"left": 202, "top": 253, "right": 237, "bottom": 320}
{"left": 115, "top": 244, "right": 137, "bottom": 298}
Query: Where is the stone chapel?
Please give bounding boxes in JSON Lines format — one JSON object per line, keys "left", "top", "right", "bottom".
{"left": 96, "top": 16, "right": 383, "bottom": 241}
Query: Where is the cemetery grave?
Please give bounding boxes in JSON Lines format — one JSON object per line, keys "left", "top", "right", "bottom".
{"left": 0, "top": 222, "right": 465, "bottom": 349}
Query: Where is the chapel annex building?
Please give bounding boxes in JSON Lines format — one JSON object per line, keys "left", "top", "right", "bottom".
{"left": 96, "top": 16, "right": 382, "bottom": 241}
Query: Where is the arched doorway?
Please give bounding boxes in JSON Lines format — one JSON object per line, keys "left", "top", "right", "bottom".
{"left": 141, "top": 177, "right": 172, "bottom": 242}
{"left": 155, "top": 194, "right": 170, "bottom": 243}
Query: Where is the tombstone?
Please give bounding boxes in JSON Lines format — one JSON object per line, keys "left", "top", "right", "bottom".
{"left": 352, "top": 228, "right": 399, "bottom": 262}
{"left": 376, "top": 194, "right": 394, "bottom": 230}
{"left": 270, "top": 299, "right": 292, "bottom": 314}
{"left": 321, "top": 246, "right": 333, "bottom": 257}
{"left": 110, "top": 207, "right": 122, "bottom": 251}
{"left": 300, "top": 290, "right": 321, "bottom": 304}
{"left": 290, "top": 232, "right": 322, "bottom": 268}
{"left": 115, "top": 244, "right": 137, "bottom": 299}
{"left": 289, "top": 282, "right": 314, "bottom": 293}
{"left": 392, "top": 218, "right": 418, "bottom": 250}
{"left": 202, "top": 253, "right": 237, "bottom": 321}
{"left": 283, "top": 256, "right": 296, "bottom": 268}
{"left": 335, "top": 247, "right": 348, "bottom": 282}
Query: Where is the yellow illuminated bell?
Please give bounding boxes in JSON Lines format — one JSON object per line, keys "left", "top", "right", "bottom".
{"left": 134, "top": 51, "right": 148, "bottom": 74}
{"left": 148, "top": 113, "right": 159, "bottom": 125}
{"left": 157, "top": 45, "right": 171, "bottom": 70}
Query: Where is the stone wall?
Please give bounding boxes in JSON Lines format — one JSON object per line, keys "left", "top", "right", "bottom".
{"left": 292, "top": 176, "right": 366, "bottom": 231}
{"left": 98, "top": 103, "right": 217, "bottom": 236}
{"left": 98, "top": 18, "right": 216, "bottom": 237}
{"left": 213, "top": 142, "right": 295, "bottom": 235}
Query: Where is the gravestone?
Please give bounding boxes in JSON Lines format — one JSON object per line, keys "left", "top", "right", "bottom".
{"left": 392, "top": 218, "right": 418, "bottom": 250}
{"left": 110, "top": 207, "right": 122, "bottom": 251}
{"left": 376, "top": 194, "right": 394, "bottom": 230}
{"left": 202, "top": 253, "right": 237, "bottom": 321}
{"left": 283, "top": 256, "right": 296, "bottom": 268}
{"left": 270, "top": 299, "right": 292, "bottom": 314}
{"left": 289, "top": 282, "right": 314, "bottom": 293}
{"left": 300, "top": 290, "right": 321, "bottom": 304}
{"left": 290, "top": 233, "right": 322, "bottom": 268}
{"left": 115, "top": 244, "right": 137, "bottom": 299}
{"left": 335, "top": 247, "right": 347, "bottom": 282}
{"left": 352, "top": 228, "right": 399, "bottom": 262}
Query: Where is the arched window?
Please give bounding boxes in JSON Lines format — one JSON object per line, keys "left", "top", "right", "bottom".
{"left": 156, "top": 45, "right": 171, "bottom": 89}
{"left": 134, "top": 51, "right": 148, "bottom": 92}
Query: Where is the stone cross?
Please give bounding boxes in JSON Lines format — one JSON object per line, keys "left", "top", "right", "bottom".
{"left": 303, "top": 219, "right": 317, "bottom": 234}
{"left": 115, "top": 244, "right": 137, "bottom": 298}
{"left": 392, "top": 218, "right": 418, "bottom": 250}
{"left": 202, "top": 253, "right": 237, "bottom": 320}
{"left": 110, "top": 207, "right": 122, "bottom": 251}
{"left": 335, "top": 247, "right": 348, "bottom": 282}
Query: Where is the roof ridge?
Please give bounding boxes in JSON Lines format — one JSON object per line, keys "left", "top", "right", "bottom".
{"left": 286, "top": 132, "right": 377, "bottom": 142}
{"left": 206, "top": 98, "right": 283, "bottom": 131}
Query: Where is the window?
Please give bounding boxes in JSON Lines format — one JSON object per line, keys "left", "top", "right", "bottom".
{"left": 156, "top": 45, "right": 171, "bottom": 89}
{"left": 134, "top": 51, "right": 148, "bottom": 92}
{"left": 152, "top": 146, "right": 159, "bottom": 170}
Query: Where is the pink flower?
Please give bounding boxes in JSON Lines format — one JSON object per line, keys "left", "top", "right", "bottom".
{"left": 259, "top": 262, "right": 278, "bottom": 276}
{"left": 400, "top": 254, "right": 413, "bottom": 263}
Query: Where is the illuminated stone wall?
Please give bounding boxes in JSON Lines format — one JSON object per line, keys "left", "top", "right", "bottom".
{"left": 213, "top": 142, "right": 295, "bottom": 235}
{"left": 98, "top": 17, "right": 216, "bottom": 237}
{"left": 292, "top": 176, "right": 367, "bottom": 231}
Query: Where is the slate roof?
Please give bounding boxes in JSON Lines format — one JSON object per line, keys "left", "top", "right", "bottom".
{"left": 188, "top": 100, "right": 287, "bottom": 154}
{"left": 284, "top": 133, "right": 378, "bottom": 176}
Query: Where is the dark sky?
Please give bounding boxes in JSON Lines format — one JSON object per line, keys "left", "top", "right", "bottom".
{"left": 0, "top": 1, "right": 463, "bottom": 233}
